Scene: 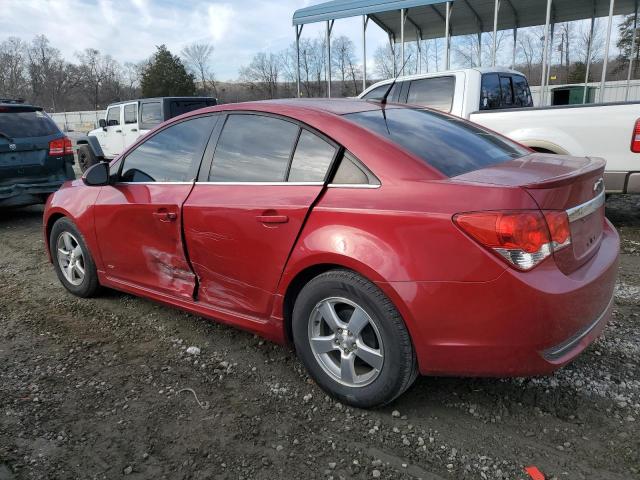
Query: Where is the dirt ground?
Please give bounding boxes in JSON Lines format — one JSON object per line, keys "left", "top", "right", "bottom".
{"left": 0, "top": 195, "right": 638, "bottom": 480}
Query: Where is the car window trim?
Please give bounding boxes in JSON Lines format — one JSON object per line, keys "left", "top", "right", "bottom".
{"left": 199, "top": 111, "right": 342, "bottom": 185}
{"left": 115, "top": 113, "right": 219, "bottom": 184}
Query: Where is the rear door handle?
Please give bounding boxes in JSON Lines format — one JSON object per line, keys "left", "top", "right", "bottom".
{"left": 256, "top": 215, "right": 289, "bottom": 224}
{"left": 153, "top": 210, "right": 177, "bottom": 222}
{"left": 130, "top": 128, "right": 138, "bottom": 132}
{"left": 115, "top": 129, "right": 122, "bottom": 133}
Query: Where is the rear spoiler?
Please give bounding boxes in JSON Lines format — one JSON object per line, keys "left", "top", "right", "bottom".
{"left": 0, "top": 105, "right": 43, "bottom": 113}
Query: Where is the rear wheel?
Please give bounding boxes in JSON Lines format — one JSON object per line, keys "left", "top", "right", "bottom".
{"left": 77, "top": 144, "right": 98, "bottom": 173}
{"left": 292, "top": 270, "right": 417, "bottom": 408}
{"left": 50, "top": 218, "right": 99, "bottom": 297}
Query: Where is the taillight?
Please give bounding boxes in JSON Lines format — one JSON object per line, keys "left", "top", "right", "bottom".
{"left": 453, "top": 210, "right": 571, "bottom": 271}
{"left": 631, "top": 119, "right": 640, "bottom": 153}
{"left": 48, "top": 137, "right": 73, "bottom": 156}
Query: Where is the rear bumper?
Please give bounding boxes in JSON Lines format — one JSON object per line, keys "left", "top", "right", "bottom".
{"left": 604, "top": 170, "right": 640, "bottom": 194}
{"left": 382, "top": 219, "right": 620, "bottom": 377}
{"left": 0, "top": 181, "right": 67, "bottom": 207}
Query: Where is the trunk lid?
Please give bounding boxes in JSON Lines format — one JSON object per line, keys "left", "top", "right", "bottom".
{"left": 0, "top": 135, "right": 65, "bottom": 186}
{"left": 454, "top": 153, "right": 606, "bottom": 274}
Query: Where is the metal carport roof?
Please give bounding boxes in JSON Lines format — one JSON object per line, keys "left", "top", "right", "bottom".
{"left": 293, "top": 0, "right": 637, "bottom": 41}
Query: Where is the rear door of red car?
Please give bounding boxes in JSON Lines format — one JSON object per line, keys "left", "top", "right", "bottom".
{"left": 94, "top": 115, "right": 218, "bottom": 299}
{"left": 182, "top": 112, "right": 339, "bottom": 319}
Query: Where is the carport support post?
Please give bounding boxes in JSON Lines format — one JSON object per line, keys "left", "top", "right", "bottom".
{"left": 512, "top": 27, "right": 517, "bottom": 69}
{"left": 401, "top": 8, "right": 406, "bottom": 67}
{"left": 296, "top": 24, "right": 303, "bottom": 98}
{"left": 492, "top": 0, "right": 500, "bottom": 67}
{"left": 444, "top": 1, "right": 452, "bottom": 70}
{"left": 478, "top": 33, "right": 482, "bottom": 67}
{"left": 583, "top": 10, "right": 595, "bottom": 104}
{"left": 362, "top": 15, "right": 368, "bottom": 92}
{"left": 600, "top": 0, "right": 615, "bottom": 103}
{"left": 626, "top": 0, "right": 638, "bottom": 101}
{"left": 326, "top": 20, "right": 334, "bottom": 98}
{"left": 540, "top": 0, "right": 552, "bottom": 106}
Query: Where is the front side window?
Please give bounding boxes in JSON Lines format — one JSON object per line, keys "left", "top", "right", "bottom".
{"left": 406, "top": 76, "right": 455, "bottom": 112}
{"left": 209, "top": 114, "right": 299, "bottom": 182}
{"left": 124, "top": 104, "right": 137, "bottom": 124}
{"left": 106, "top": 106, "right": 120, "bottom": 126}
{"left": 120, "top": 116, "right": 214, "bottom": 182}
{"left": 140, "top": 102, "right": 162, "bottom": 130}
{"left": 345, "top": 107, "right": 529, "bottom": 177}
{"left": 362, "top": 83, "right": 399, "bottom": 102}
{"left": 288, "top": 130, "right": 336, "bottom": 182}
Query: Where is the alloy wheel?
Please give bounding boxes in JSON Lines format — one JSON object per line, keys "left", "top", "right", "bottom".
{"left": 56, "top": 231, "right": 86, "bottom": 286}
{"left": 308, "top": 297, "right": 384, "bottom": 387}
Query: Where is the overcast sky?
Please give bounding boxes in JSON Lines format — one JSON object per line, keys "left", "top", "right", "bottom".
{"left": 2, "top": 0, "right": 390, "bottom": 81}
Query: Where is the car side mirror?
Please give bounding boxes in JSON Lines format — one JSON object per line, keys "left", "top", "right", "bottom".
{"left": 82, "top": 161, "right": 110, "bottom": 186}
{"left": 98, "top": 118, "right": 107, "bottom": 129}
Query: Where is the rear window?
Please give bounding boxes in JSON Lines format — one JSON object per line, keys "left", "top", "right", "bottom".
{"left": 0, "top": 110, "right": 59, "bottom": 138}
{"left": 481, "top": 73, "right": 533, "bottom": 110}
{"left": 344, "top": 107, "right": 529, "bottom": 177}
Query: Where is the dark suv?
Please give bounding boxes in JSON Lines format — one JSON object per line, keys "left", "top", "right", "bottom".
{"left": 0, "top": 100, "right": 75, "bottom": 208}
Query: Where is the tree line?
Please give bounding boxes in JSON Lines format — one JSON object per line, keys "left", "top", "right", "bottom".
{"left": 1, "top": 16, "right": 638, "bottom": 112}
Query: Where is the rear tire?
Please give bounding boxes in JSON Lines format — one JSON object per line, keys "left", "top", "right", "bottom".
{"left": 292, "top": 269, "right": 417, "bottom": 408}
{"left": 77, "top": 144, "right": 98, "bottom": 173}
{"left": 50, "top": 218, "right": 100, "bottom": 298}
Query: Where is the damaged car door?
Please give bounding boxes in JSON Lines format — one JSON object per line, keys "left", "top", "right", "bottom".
{"left": 93, "top": 115, "right": 217, "bottom": 299}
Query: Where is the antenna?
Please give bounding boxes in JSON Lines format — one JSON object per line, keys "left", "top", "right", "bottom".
{"left": 380, "top": 54, "right": 412, "bottom": 106}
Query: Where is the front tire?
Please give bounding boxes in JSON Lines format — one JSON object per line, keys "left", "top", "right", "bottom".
{"left": 77, "top": 144, "right": 98, "bottom": 173}
{"left": 292, "top": 270, "right": 417, "bottom": 408}
{"left": 50, "top": 218, "right": 99, "bottom": 298}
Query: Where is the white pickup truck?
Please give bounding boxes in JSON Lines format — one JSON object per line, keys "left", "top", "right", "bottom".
{"left": 360, "top": 67, "right": 640, "bottom": 194}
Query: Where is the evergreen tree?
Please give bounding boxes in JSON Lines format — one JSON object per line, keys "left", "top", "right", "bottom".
{"left": 141, "top": 45, "right": 195, "bottom": 97}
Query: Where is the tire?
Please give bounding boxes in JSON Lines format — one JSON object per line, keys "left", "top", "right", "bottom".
{"left": 292, "top": 269, "right": 417, "bottom": 408}
{"left": 77, "top": 144, "right": 98, "bottom": 173}
{"left": 49, "top": 217, "right": 100, "bottom": 298}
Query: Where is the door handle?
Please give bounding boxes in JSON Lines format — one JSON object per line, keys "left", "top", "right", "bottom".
{"left": 130, "top": 128, "right": 138, "bottom": 132}
{"left": 115, "top": 129, "right": 122, "bottom": 133}
{"left": 153, "top": 210, "right": 177, "bottom": 222}
{"left": 256, "top": 214, "right": 288, "bottom": 224}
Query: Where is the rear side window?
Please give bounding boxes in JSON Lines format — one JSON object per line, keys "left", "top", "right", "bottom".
{"left": 406, "top": 76, "right": 455, "bottom": 112}
{"left": 140, "top": 102, "right": 162, "bottom": 130}
{"left": 332, "top": 152, "right": 379, "bottom": 185}
{"left": 288, "top": 130, "right": 336, "bottom": 182}
{"left": 120, "top": 116, "right": 215, "bottom": 182}
{"left": 124, "top": 104, "right": 137, "bottom": 124}
{"left": 106, "top": 106, "right": 120, "bottom": 126}
{"left": 209, "top": 114, "right": 298, "bottom": 182}
{"left": 0, "top": 110, "right": 58, "bottom": 137}
{"left": 345, "top": 108, "right": 529, "bottom": 177}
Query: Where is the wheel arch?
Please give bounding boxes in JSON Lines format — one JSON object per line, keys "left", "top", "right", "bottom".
{"left": 44, "top": 211, "right": 69, "bottom": 261}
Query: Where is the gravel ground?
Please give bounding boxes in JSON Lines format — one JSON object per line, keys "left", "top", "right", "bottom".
{"left": 0, "top": 195, "right": 638, "bottom": 480}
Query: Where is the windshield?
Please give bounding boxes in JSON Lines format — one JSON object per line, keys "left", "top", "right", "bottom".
{"left": 0, "top": 110, "right": 59, "bottom": 138}
{"left": 344, "top": 107, "right": 529, "bottom": 177}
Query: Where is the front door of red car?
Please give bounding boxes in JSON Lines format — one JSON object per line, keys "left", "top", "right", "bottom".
{"left": 183, "top": 113, "right": 338, "bottom": 319}
{"left": 94, "top": 115, "right": 218, "bottom": 299}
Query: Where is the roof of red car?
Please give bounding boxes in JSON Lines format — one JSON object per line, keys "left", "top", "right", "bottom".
{"left": 206, "top": 98, "right": 397, "bottom": 116}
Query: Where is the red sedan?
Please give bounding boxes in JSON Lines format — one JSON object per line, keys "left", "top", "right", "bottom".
{"left": 44, "top": 99, "right": 619, "bottom": 407}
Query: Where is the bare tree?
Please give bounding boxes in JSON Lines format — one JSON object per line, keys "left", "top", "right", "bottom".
{"left": 239, "top": 52, "right": 281, "bottom": 99}
{"left": 181, "top": 42, "right": 217, "bottom": 96}
{"left": 0, "top": 37, "right": 28, "bottom": 99}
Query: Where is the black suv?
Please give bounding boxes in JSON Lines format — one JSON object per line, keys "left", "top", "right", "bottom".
{"left": 0, "top": 100, "right": 75, "bottom": 208}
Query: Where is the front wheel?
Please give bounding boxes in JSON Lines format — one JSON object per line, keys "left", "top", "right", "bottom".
{"left": 292, "top": 270, "right": 417, "bottom": 408}
{"left": 50, "top": 218, "right": 100, "bottom": 297}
